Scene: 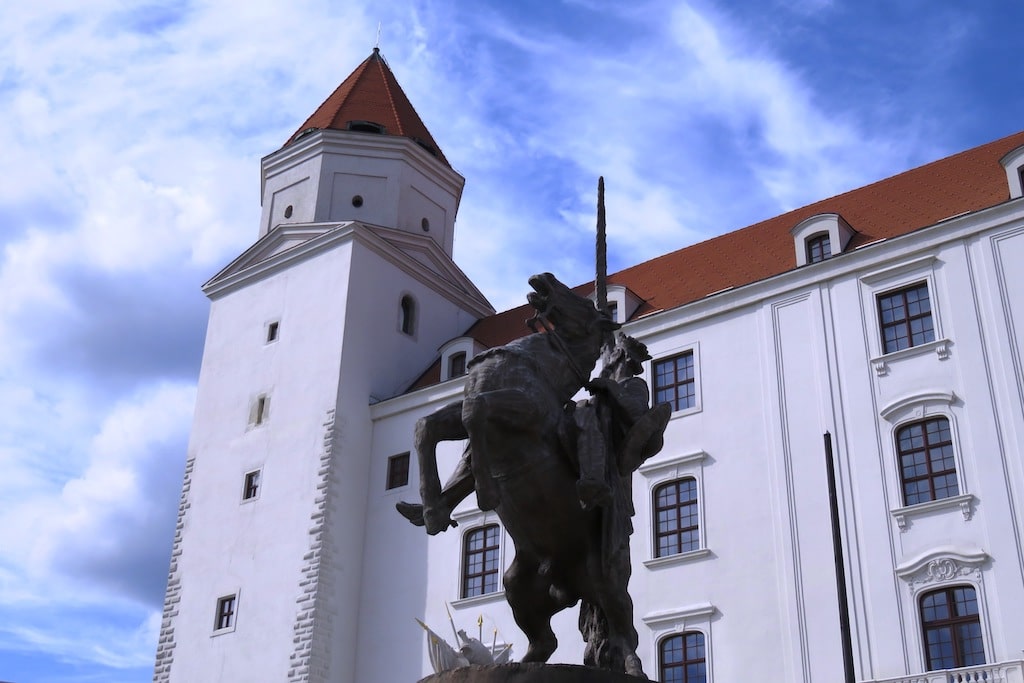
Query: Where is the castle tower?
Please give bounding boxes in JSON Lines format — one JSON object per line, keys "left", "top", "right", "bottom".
{"left": 153, "top": 50, "right": 492, "bottom": 683}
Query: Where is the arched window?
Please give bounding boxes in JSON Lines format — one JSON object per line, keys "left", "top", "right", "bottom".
{"left": 806, "top": 233, "right": 832, "bottom": 263}
{"left": 654, "top": 478, "right": 699, "bottom": 558}
{"left": 659, "top": 631, "right": 706, "bottom": 683}
{"left": 897, "top": 417, "right": 957, "bottom": 506}
{"left": 462, "top": 524, "right": 500, "bottom": 598}
{"left": 399, "top": 295, "right": 416, "bottom": 336}
{"left": 920, "top": 585, "right": 985, "bottom": 670}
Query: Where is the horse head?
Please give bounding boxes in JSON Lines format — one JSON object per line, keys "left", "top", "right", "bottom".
{"left": 527, "top": 273, "right": 620, "bottom": 344}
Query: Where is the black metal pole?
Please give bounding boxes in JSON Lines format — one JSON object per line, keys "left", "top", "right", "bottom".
{"left": 825, "top": 431, "right": 856, "bottom": 683}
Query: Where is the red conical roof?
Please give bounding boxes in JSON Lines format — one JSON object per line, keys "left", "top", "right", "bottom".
{"left": 285, "top": 48, "right": 449, "bottom": 166}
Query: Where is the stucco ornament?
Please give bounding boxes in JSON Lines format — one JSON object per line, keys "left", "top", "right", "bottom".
{"left": 398, "top": 272, "right": 671, "bottom": 678}
{"left": 906, "top": 558, "right": 981, "bottom": 589}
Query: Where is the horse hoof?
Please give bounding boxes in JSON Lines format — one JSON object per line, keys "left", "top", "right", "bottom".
{"left": 395, "top": 501, "right": 425, "bottom": 526}
{"left": 625, "top": 654, "right": 647, "bottom": 678}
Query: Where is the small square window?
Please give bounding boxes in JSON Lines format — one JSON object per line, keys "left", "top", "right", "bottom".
{"left": 266, "top": 321, "right": 279, "bottom": 343}
{"left": 242, "top": 470, "right": 261, "bottom": 501}
{"left": 214, "top": 594, "right": 237, "bottom": 632}
{"left": 386, "top": 452, "right": 410, "bottom": 490}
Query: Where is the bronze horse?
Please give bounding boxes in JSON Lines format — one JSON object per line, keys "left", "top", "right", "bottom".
{"left": 405, "top": 273, "right": 648, "bottom": 676}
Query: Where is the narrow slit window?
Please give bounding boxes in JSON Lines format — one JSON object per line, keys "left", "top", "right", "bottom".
{"left": 400, "top": 296, "right": 416, "bottom": 336}
{"left": 251, "top": 395, "right": 269, "bottom": 426}
{"left": 266, "top": 321, "right": 279, "bottom": 343}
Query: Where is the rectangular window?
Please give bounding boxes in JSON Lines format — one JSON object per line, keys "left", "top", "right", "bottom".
{"left": 462, "top": 525, "right": 501, "bottom": 598}
{"left": 898, "top": 417, "right": 958, "bottom": 506}
{"left": 653, "top": 351, "right": 695, "bottom": 412}
{"left": 386, "top": 452, "right": 410, "bottom": 490}
{"left": 214, "top": 594, "right": 237, "bottom": 632}
{"left": 266, "top": 321, "right": 279, "bottom": 343}
{"left": 607, "top": 301, "right": 619, "bottom": 323}
{"left": 878, "top": 282, "right": 935, "bottom": 354}
{"left": 806, "top": 233, "right": 832, "bottom": 263}
{"left": 242, "top": 470, "right": 261, "bottom": 500}
{"left": 654, "top": 478, "right": 700, "bottom": 557}
{"left": 921, "top": 586, "right": 985, "bottom": 670}
{"left": 448, "top": 352, "right": 467, "bottom": 379}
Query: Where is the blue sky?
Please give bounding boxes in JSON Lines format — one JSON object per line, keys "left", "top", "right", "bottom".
{"left": 0, "top": 1, "right": 1020, "bottom": 681}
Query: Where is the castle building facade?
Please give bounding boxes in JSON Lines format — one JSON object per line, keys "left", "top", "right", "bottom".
{"left": 154, "top": 49, "right": 1024, "bottom": 683}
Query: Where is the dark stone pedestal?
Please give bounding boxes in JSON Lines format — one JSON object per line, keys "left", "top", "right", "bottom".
{"left": 419, "top": 664, "right": 647, "bottom": 683}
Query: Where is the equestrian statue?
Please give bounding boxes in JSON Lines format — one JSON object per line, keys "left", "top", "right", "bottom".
{"left": 398, "top": 181, "right": 671, "bottom": 678}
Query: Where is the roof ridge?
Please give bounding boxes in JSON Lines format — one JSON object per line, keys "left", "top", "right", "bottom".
{"left": 373, "top": 50, "right": 403, "bottom": 136}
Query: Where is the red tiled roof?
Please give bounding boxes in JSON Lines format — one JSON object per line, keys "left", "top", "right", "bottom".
{"left": 464, "top": 130, "right": 1024, "bottom": 352}
{"left": 285, "top": 48, "right": 449, "bottom": 166}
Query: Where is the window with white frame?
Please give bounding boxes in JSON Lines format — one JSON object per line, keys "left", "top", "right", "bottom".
{"left": 920, "top": 585, "right": 985, "bottom": 670}
{"left": 660, "top": 631, "right": 707, "bottom": 683}
{"left": 806, "top": 233, "right": 832, "bottom": 263}
{"left": 462, "top": 524, "right": 501, "bottom": 598}
{"left": 897, "top": 417, "right": 958, "bottom": 506}
{"left": 654, "top": 478, "right": 699, "bottom": 558}
{"left": 878, "top": 281, "right": 935, "bottom": 354}
{"left": 653, "top": 351, "right": 696, "bottom": 412}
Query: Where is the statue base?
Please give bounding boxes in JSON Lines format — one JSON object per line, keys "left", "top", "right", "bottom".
{"left": 419, "top": 663, "right": 647, "bottom": 683}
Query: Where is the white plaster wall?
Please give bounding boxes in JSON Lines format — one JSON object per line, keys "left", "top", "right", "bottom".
{"left": 347, "top": 206, "right": 1024, "bottom": 683}
{"left": 169, "top": 243, "right": 352, "bottom": 682}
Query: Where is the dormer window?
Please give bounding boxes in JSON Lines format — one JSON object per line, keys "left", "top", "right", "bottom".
{"left": 448, "top": 352, "right": 467, "bottom": 378}
{"left": 806, "top": 233, "right": 832, "bottom": 263}
{"left": 791, "top": 213, "right": 855, "bottom": 267}
{"left": 999, "top": 144, "right": 1024, "bottom": 199}
{"left": 347, "top": 120, "right": 386, "bottom": 135}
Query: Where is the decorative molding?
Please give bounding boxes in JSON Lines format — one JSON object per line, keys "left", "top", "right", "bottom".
{"left": 879, "top": 390, "right": 956, "bottom": 422}
{"left": 895, "top": 546, "right": 989, "bottom": 590}
{"left": 890, "top": 493, "right": 975, "bottom": 531}
{"left": 638, "top": 450, "right": 708, "bottom": 477}
{"left": 642, "top": 548, "right": 712, "bottom": 570}
{"left": 859, "top": 255, "right": 938, "bottom": 286}
{"left": 287, "top": 409, "right": 338, "bottom": 683}
{"left": 642, "top": 602, "right": 716, "bottom": 630}
{"left": 870, "top": 338, "right": 951, "bottom": 377}
{"left": 152, "top": 455, "right": 196, "bottom": 683}
{"left": 451, "top": 590, "right": 506, "bottom": 609}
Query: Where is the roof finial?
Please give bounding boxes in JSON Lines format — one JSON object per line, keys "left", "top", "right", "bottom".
{"left": 375, "top": 22, "right": 382, "bottom": 51}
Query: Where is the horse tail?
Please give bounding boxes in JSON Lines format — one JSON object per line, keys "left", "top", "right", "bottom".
{"left": 579, "top": 600, "right": 609, "bottom": 668}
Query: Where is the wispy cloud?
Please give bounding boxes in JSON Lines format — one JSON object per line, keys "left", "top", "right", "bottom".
{"left": 0, "top": 1, "right": 1019, "bottom": 681}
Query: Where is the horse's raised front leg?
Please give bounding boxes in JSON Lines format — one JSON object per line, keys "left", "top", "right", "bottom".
{"left": 462, "top": 388, "right": 547, "bottom": 511}
{"left": 402, "top": 401, "right": 468, "bottom": 535}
